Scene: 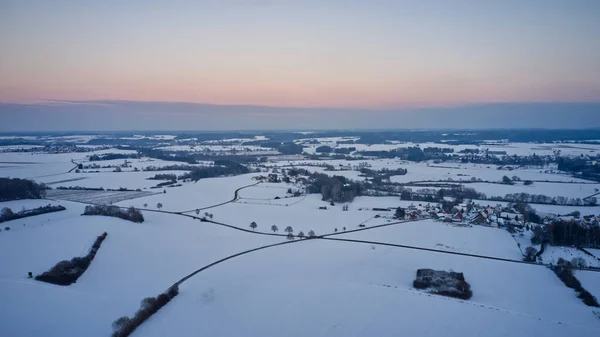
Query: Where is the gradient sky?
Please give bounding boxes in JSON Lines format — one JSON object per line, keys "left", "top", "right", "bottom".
{"left": 2, "top": 0, "right": 600, "bottom": 109}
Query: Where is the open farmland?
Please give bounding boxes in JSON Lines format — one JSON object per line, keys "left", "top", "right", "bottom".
{"left": 2, "top": 129, "right": 600, "bottom": 337}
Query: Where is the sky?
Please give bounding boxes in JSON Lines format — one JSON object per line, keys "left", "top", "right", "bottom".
{"left": 1, "top": 0, "right": 600, "bottom": 131}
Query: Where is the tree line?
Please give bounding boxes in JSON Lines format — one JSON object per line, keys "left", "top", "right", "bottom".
{"left": 0, "top": 204, "right": 66, "bottom": 223}
{"left": 532, "top": 220, "right": 600, "bottom": 248}
{"left": 0, "top": 178, "right": 46, "bottom": 201}
{"left": 178, "top": 160, "right": 249, "bottom": 182}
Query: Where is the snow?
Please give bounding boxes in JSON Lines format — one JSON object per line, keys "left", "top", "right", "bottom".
{"left": 540, "top": 246, "right": 600, "bottom": 268}
{"left": 0, "top": 207, "right": 282, "bottom": 337}
{"left": 466, "top": 182, "right": 600, "bottom": 199}
{"left": 3, "top": 137, "right": 600, "bottom": 337}
{"left": 576, "top": 270, "right": 600, "bottom": 302}
{"left": 216, "top": 194, "right": 387, "bottom": 234}
{"left": 136, "top": 238, "right": 600, "bottom": 337}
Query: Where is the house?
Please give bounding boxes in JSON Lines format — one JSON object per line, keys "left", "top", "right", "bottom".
{"left": 452, "top": 212, "right": 464, "bottom": 222}
{"left": 469, "top": 212, "right": 487, "bottom": 225}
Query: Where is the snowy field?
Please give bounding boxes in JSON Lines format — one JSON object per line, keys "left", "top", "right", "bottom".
{"left": 301, "top": 140, "right": 600, "bottom": 158}
{"left": 2, "top": 135, "right": 600, "bottom": 337}
{"left": 0, "top": 207, "right": 283, "bottom": 337}
{"left": 466, "top": 181, "right": 600, "bottom": 199}
{"left": 136, "top": 238, "right": 600, "bottom": 337}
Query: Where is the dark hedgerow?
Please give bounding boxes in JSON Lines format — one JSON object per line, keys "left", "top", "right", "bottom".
{"left": 111, "top": 285, "right": 179, "bottom": 337}
{"left": 83, "top": 205, "right": 144, "bottom": 223}
{"left": 551, "top": 258, "right": 599, "bottom": 307}
{"left": 35, "top": 232, "right": 107, "bottom": 286}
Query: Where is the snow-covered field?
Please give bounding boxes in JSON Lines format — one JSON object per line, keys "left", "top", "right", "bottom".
{"left": 466, "top": 181, "right": 600, "bottom": 199}
{"left": 136, "top": 237, "right": 600, "bottom": 337}
{"left": 2, "top": 137, "right": 600, "bottom": 337}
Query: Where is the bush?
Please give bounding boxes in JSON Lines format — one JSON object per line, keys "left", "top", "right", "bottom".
{"left": 523, "top": 246, "right": 538, "bottom": 262}
{"left": 83, "top": 205, "right": 144, "bottom": 223}
{"left": 35, "top": 232, "right": 107, "bottom": 286}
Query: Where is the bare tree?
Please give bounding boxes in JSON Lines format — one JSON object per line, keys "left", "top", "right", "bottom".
{"left": 143, "top": 203, "right": 148, "bottom": 208}
{"left": 297, "top": 231, "right": 305, "bottom": 238}
{"left": 156, "top": 203, "right": 163, "bottom": 210}
{"left": 286, "top": 232, "right": 294, "bottom": 240}
{"left": 195, "top": 209, "right": 200, "bottom": 215}
{"left": 271, "top": 225, "right": 279, "bottom": 233}
{"left": 308, "top": 230, "right": 316, "bottom": 238}
{"left": 284, "top": 226, "right": 294, "bottom": 233}
{"left": 250, "top": 221, "right": 258, "bottom": 231}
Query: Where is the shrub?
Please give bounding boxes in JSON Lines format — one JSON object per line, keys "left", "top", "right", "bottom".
{"left": 4, "top": 226, "right": 10, "bottom": 231}
{"left": 523, "top": 246, "right": 538, "bottom": 262}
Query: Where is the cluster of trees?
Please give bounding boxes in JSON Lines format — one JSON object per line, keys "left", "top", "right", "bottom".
{"left": 257, "top": 141, "right": 304, "bottom": 155}
{"left": 558, "top": 156, "right": 600, "bottom": 182}
{"left": 36, "top": 232, "right": 107, "bottom": 285}
{"left": 89, "top": 153, "right": 138, "bottom": 161}
{"left": 111, "top": 285, "right": 179, "bottom": 337}
{"left": 0, "top": 178, "right": 47, "bottom": 201}
{"left": 306, "top": 174, "right": 362, "bottom": 202}
{"left": 333, "top": 147, "right": 356, "bottom": 154}
{"left": 178, "top": 160, "right": 249, "bottom": 182}
{"left": 147, "top": 173, "right": 177, "bottom": 181}
{"left": 83, "top": 205, "right": 144, "bottom": 223}
{"left": 360, "top": 167, "right": 408, "bottom": 181}
{"left": 315, "top": 145, "right": 333, "bottom": 153}
{"left": 532, "top": 220, "right": 600, "bottom": 248}
{"left": 0, "top": 204, "right": 66, "bottom": 223}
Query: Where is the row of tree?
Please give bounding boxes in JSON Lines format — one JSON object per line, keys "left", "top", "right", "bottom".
{"left": 250, "top": 222, "right": 316, "bottom": 238}
{"left": 0, "top": 205, "right": 66, "bottom": 223}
